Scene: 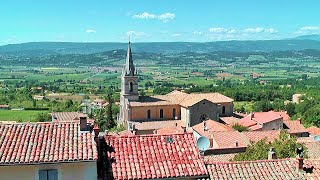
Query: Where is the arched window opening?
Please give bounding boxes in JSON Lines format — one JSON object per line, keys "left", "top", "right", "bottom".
{"left": 129, "top": 82, "right": 133, "bottom": 92}
{"left": 200, "top": 114, "right": 207, "bottom": 121}
{"left": 147, "top": 109, "right": 151, "bottom": 119}
{"left": 160, "top": 109, "right": 164, "bottom": 119}
{"left": 172, "top": 108, "right": 176, "bottom": 118}
{"left": 222, "top": 106, "right": 226, "bottom": 115}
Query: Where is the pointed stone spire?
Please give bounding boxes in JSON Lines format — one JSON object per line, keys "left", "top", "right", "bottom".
{"left": 124, "top": 41, "right": 135, "bottom": 76}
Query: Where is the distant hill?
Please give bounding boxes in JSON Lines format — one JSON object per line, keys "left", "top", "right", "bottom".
{"left": 0, "top": 39, "right": 320, "bottom": 56}
{"left": 292, "top": 34, "right": 320, "bottom": 41}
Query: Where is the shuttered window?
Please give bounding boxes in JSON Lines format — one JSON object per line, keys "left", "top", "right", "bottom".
{"left": 39, "top": 169, "right": 58, "bottom": 180}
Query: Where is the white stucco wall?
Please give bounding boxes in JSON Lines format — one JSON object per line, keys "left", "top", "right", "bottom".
{"left": 0, "top": 161, "right": 97, "bottom": 180}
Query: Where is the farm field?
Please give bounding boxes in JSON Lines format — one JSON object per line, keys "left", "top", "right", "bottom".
{"left": 0, "top": 110, "right": 49, "bottom": 122}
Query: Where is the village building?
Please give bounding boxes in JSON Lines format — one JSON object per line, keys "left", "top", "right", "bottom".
{"left": 237, "top": 111, "right": 284, "bottom": 131}
{"left": 118, "top": 42, "right": 234, "bottom": 133}
{"left": 51, "top": 111, "right": 95, "bottom": 125}
{"left": 0, "top": 122, "right": 97, "bottom": 180}
{"left": 0, "top": 104, "right": 10, "bottom": 110}
{"left": 100, "top": 133, "right": 208, "bottom": 179}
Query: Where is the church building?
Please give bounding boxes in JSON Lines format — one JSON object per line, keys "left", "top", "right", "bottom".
{"left": 118, "top": 42, "right": 234, "bottom": 134}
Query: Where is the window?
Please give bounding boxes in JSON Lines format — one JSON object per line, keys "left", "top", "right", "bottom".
{"left": 147, "top": 109, "right": 151, "bottom": 119}
{"left": 39, "top": 169, "right": 58, "bottom": 180}
{"left": 129, "top": 82, "right": 133, "bottom": 92}
{"left": 172, "top": 108, "right": 176, "bottom": 118}
{"left": 160, "top": 109, "right": 164, "bottom": 119}
{"left": 222, "top": 106, "right": 226, "bottom": 115}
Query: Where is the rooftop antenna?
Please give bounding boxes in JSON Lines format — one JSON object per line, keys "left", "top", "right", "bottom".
{"left": 196, "top": 136, "right": 210, "bottom": 155}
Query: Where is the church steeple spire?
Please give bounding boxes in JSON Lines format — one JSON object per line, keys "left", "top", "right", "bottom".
{"left": 124, "top": 41, "right": 136, "bottom": 76}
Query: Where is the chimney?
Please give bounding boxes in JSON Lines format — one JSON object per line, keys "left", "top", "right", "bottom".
{"left": 93, "top": 125, "right": 100, "bottom": 138}
{"left": 133, "top": 130, "right": 136, "bottom": 135}
{"left": 250, "top": 113, "right": 254, "bottom": 120}
{"left": 268, "top": 147, "right": 277, "bottom": 160}
{"left": 297, "top": 118, "right": 301, "bottom": 124}
{"left": 296, "top": 147, "right": 304, "bottom": 172}
{"left": 80, "top": 116, "right": 88, "bottom": 131}
{"left": 204, "top": 121, "right": 208, "bottom": 131}
{"left": 234, "top": 141, "right": 238, "bottom": 147}
{"left": 182, "top": 127, "right": 187, "bottom": 133}
{"left": 105, "top": 130, "right": 109, "bottom": 135}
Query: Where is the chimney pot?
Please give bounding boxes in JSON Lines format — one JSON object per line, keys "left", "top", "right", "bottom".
{"left": 268, "top": 147, "right": 277, "bottom": 160}
{"left": 204, "top": 121, "right": 208, "bottom": 131}
{"left": 182, "top": 127, "right": 187, "bottom": 133}
{"left": 93, "top": 125, "right": 100, "bottom": 137}
{"left": 80, "top": 116, "right": 87, "bottom": 131}
{"left": 234, "top": 141, "right": 239, "bottom": 147}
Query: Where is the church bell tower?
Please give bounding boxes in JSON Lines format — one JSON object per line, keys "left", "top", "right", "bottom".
{"left": 121, "top": 41, "right": 139, "bottom": 101}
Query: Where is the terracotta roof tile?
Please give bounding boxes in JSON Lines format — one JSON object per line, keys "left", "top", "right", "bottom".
{"left": 219, "top": 116, "right": 240, "bottom": 125}
{"left": 283, "top": 120, "right": 308, "bottom": 134}
{"left": 203, "top": 153, "right": 237, "bottom": 163}
{"left": 156, "top": 126, "right": 186, "bottom": 135}
{"left": 206, "top": 158, "right": 320, "bottom": 179}
{"left": 239, "top": 111, "right": 284, "bottom": 127}
{"left": 211, "top": 131, "right": 250, "bottom": 149}
{"left": 51, "top": 112, "right": 94, "bottom": 125}
{"left": 128, "top": 120, "right": 184, "bottom": 131}
{"left": 129, "top": 90, "right": 233, "bottom": 107}
{"left": 104, "top": 133, "right": 207, "bottom": 179}
{"left": 0, "top": 122, "right": 97, "bottom": 165}
{"left": 307, "top": 126, "right": 320, "bottom": 136}
{"left": 192, "top": 120, "right": 234, "bottom": 138}
{"left": 242, "top": 130, "right": 281, "bottom": 143}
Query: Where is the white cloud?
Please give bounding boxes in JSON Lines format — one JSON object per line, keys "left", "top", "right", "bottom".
{"left": 300, "top": 26, "right": 320, "bottom": 31}
{"left": 132, "top": 12, "right": 175, "bottom": 22}
{"left": 158, "top": 13, "right": 175, "bottom": 22}
{"left": 85, "top": 29, "right": 96, "bottom": 33}
{"left": 209, "top": 28, "right": 237, "bottom": 34}
{"left": 192, "top": 31, "right": 203, "bottom": 35}
{"left": 209, "top": 27, "right": 228, "bottom": 33}
{"left": 244, "top": 27, "right": 264, "bottom": 33}
{"left": 126, "top": 31, "right": 149, "bottom": 40}
{"left": 295, "top": 26, "right": 320, "bottom": 35}
{"left": 133, "top": 12, "right": 156, "bottom": 19}
{"left": 227, "top": 29, "right": 237, "bottom": 34}
{"left": 171, "top": 33, "right": 181, "bottom": 37}
{"left": 264, "top": 28, "right": 278, "bottom": 33}
{"left": 243, "top": 27, "right": 278, "bottom": 34}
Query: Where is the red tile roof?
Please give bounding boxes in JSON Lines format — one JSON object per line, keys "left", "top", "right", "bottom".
{"left": 51, "top": 112, "right": 95, "bottom": 125}
{"left": 155, "top": 126, "right": 185, "bottom": 135}
{"left": 211, "top": 131, "right": 250, "bottom": 149}
{"left": 129, "top": 90, "right": 233, "bottom": 107}
{"left": 219, "top": 116, "right": 240, "bottom": 125}
{"left": 283, "top": 120, "right": 308, "bottom": 134}
{"left": 203, "top": 153, "right": 237, "bottom": 163}
{"left": 206, "top": 158, "right": 320, "bottom": 179}
{"left": 239, "top": 111, "right": 284, "bottom": 127}
{"left": 104, "top": 133, "right": 207, "bottom": 179}
{"left": 307, "top": 126, "right": 320, "bottom": 136}
{"left": 242, "top": 130, "right": 281, "bottom": 143}
{"left": 128, "top": 119, "right": 184, "bottom": 131}
{"left": 192, "top": 120, "right": 234, "bottom": 138}
{"left": 0, "top": 122, "right": 97, "bottom": 165}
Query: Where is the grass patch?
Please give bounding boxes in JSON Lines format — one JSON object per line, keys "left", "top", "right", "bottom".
{"left": 0, "top": 110, "right": 50, "bottom": 122}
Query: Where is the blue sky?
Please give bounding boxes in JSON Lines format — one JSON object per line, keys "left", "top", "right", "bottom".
{"left": 0, "top": 0, "right": 319, "bottom": 45}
